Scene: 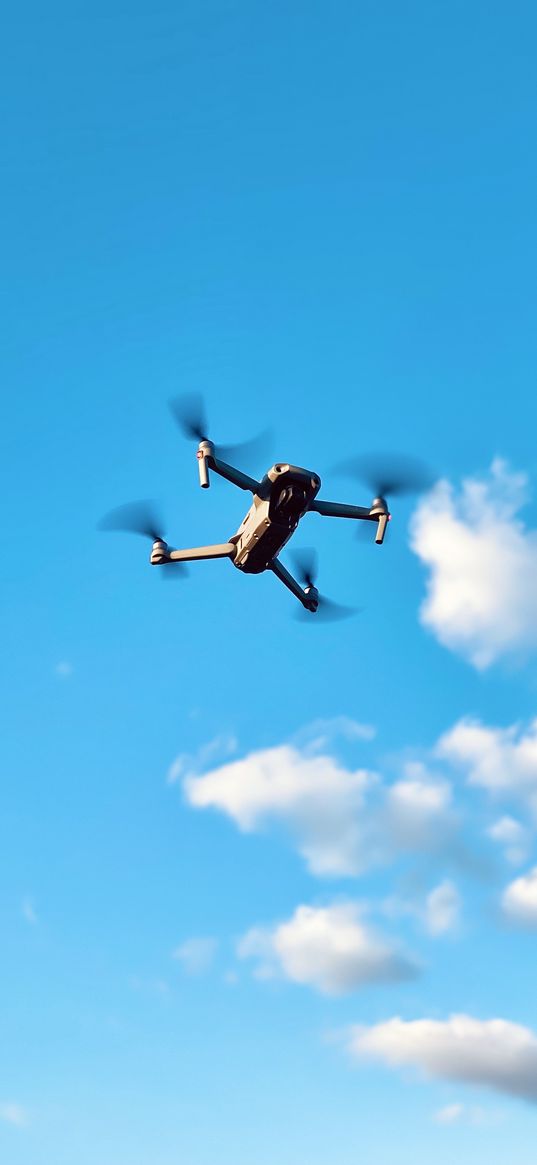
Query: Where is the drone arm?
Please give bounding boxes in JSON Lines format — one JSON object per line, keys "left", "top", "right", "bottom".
{"left": 270, "top": 557, "right": 310, "bottom": 608}
{"left": 196, "top": 441, "right": 260, "bottom": 493}
{"left": 310, "top": 499, "right": 373, "bottom": 520}
{"left": 210, "top": 456, "right": 260, "bottom": 492}
{"left": 153, "top": 541, "right": 236, "bottom": 564}
{"left": 309, "top": 498, "right": 389, "bottom": 544}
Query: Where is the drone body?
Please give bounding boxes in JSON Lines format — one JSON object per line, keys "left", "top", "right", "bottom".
{"left": 100, "top": 396, "right": 431, "bottom": 617}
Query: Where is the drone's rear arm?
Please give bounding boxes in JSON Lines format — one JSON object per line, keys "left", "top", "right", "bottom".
{"left": 270, "top": 558, "right": 314, "bottom": 610}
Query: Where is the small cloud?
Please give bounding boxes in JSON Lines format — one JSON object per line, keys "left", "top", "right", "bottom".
{"left": 437, "top": 718, "right": 537, "bottom": 814}
{"left": 172, "top": 936, "right": 217, "bottom": 975}
{"left": 238, "top": 902, "right": 418, "bottom": 995}
{"left": 487, "top": 817, "right": 529, "bottom": 866}
{"left": 502, "top": 867, "right": 537, "bottom": 927}
{"left": 54, "top": 661, "right": 73, "bottom": 678}
{"left": 0, "top": 1102, "right": 27, "bottom": 1127}
{"left": 424, "top": 881, "right": 461, "bottom": 936}
{"left": 21, "top": 897, "right": 37, "bottom": 925}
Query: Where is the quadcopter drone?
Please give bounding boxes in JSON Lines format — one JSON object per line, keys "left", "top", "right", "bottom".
{"left": 100, "top": 395, "right": 432, "bottom": 619}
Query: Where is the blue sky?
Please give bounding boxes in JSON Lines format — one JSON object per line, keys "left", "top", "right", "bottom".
{"left": 2, "top": 1, "right": 537, "bottom": 1161}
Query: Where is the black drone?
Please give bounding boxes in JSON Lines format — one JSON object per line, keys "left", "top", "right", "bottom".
{"left": 100, "top": 395, "right": 432, "bottom": 619}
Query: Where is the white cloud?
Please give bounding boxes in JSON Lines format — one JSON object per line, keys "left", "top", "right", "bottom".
{"left": 410, "top": 460, "right": 537, "bottom": 669}
{"left": 238, "top": 902, "right": 418, "bottom": 995}
{"left": 0, "top": 1102, "right": 27, "bottom": 1127}
{"left": 386, "top": 765, "right": 454, "bottom": 847}
{"left": 172, "top": 937, "right": 217, "bottom": 975}
{"left": 424, "top": 881, "right": 460, "bottom": 936}
{"left": 347, "top": 1014, "right": 537, "bottom": 1101}
{"left": 184, "top": 744, "right": 456, "bottom": 877}
{"left": 488, "top": 816, "right": 529, "bottom": 865}
{"left": 437, "top": 718, "right": 537, "bottom": 812}
{"left": 502, "top": 868, "right": 537, "bottom": 927}
{"left": 184, "top": 744, "right": 376, "bottom": 876}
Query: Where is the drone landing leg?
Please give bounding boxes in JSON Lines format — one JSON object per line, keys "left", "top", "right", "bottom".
{"left": 270, "top": 558, "right": 313, "bottom": 610}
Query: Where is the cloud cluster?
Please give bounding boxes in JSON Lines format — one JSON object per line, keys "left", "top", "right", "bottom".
{"left": 347, "top": 1014, "right": 537, "bottom": 1101}
{"left": 410, "top": 460, "right": 537, "bottom": 669}
{"left": 184, "top": 745, "right": 455, "bottom": 877}
{"left": 238, "top": 902, "right": 418, "bottom": 995}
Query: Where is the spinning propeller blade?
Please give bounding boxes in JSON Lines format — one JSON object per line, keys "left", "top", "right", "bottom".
{"left": 169, "top": 393, "right": 272, "bottom": 466}
{"left": 98, "top": 500, "right": 165, "bottom": 541}
{"left": 336, "top": 453, "right": 435, "bottom": 499}
{"left": 290, "top": 548, "right": 358, "bottom": 622}
{"left": 169, "top": 393, "right": 209, "bottom": 442}
{"left": 98, "top": 501, "right": 187, "bottom": 577}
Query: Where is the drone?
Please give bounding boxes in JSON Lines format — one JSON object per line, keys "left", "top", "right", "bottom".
{"left": 100, "top": 395, "right": 432, "bottom": 619}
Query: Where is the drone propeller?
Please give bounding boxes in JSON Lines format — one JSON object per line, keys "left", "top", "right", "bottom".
{"left": 97, "top": 501, "right": 187, "bottom": 578}
{"left": 290, "top": 548, "right": 358, "bottom": 622}
{"left": 336, "top": 452, "right": 434, "bottom": 500}
{"left": 169, "top": 392, "right": 272, "bottom": 466}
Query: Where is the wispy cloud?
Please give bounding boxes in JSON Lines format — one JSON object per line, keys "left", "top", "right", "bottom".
{"left": 410, "top": 460, "right": 537, "bottom": 669}
{"left": 433, "top": 1102, "right": 494, "bottom": 1126}
{"left": 172, "top": 936, "right": 218, "bottom": 975}
{"left": 168, "top": 733, "right": 238, "bottom": 785}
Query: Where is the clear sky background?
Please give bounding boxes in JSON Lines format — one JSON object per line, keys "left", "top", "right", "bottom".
{"left": 2, "top": 2, "right": 537, "bottom": 1162}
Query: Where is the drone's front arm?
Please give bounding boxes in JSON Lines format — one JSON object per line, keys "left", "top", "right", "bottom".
{"left": 196, "top": 440, "right": 260, "bottom": 493}
{"left": 309, "top": 498, "right": 389, "bottom": 544}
